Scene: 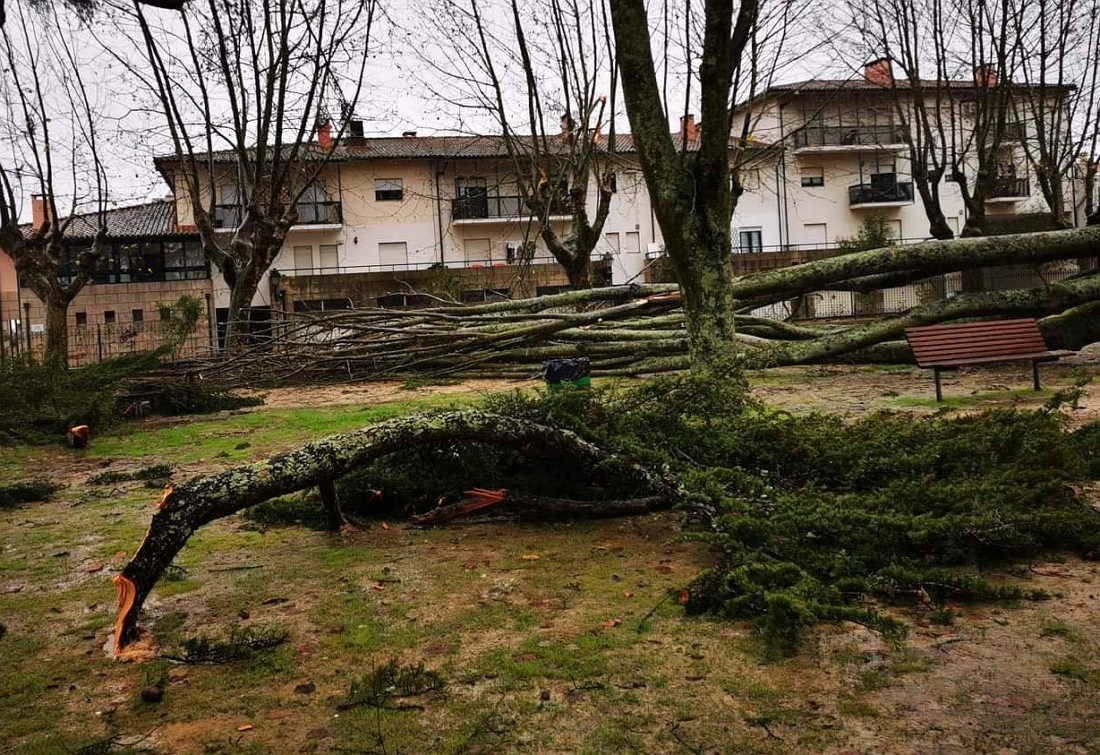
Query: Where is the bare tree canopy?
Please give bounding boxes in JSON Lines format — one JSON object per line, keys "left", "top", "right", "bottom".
{"left": 422, "top": 0, "right": 620, "bottom": 289}
{"left": 0, "top": 0, "right": 109, "bottom": 366}
{"left": 116, "top": 0, "right": 377, "bottom": 346}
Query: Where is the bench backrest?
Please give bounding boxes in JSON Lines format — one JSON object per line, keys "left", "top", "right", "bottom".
{"left": 904, "top": 318, "right": 1049, "bottom": 367}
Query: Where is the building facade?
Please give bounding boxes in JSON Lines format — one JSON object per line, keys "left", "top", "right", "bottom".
{"left": 1, "top": 64, "right": 1083, "bottom": 363}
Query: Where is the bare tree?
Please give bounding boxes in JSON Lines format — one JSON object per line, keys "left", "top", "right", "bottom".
{"left": 0, "top": 1, "right": 107, "bottom": 367}
{"left": 422, "top": 0, "right": 618, "bottom": 289}
{"left": 607, "top": 0, "right": 762, "bottom": 368}
{"left": 852, "top": 0, "right": 957, "bottom": 239}
{"left": 1009, "top": 0, "right": 1100, "bottom": 228}
{"left": 126, "top": 0, "right": 376, "bottom": 347}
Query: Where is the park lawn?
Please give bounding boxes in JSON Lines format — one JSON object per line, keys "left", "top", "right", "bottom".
{"left": 2, "top": 366, "right": 1100, "bottom": 753}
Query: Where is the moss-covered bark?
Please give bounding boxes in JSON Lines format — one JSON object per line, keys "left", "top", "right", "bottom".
{"left": 113, "top": 410, "right": 676, "bottom": 650}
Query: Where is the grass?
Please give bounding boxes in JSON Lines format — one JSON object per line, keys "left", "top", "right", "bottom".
{"left": 88, "top": 392, "right": 480, "bottom": 462}
{"left": 1, "top": 367, "right": 1099, "bottom": 753}
{"left": 891, "top": 386, "right": 1053, "bottom": 409}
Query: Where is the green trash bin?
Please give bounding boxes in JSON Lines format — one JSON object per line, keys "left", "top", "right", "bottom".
{"left": 543, "top": 357, "right": 591, "bottom": 391}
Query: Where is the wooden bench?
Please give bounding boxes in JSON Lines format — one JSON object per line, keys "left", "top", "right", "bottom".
{"left": 904, "top": 318, "right": 1073, "bottom": 402}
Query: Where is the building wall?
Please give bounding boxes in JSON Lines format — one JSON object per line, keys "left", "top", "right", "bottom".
{"left": 0, "top": 264, "right": 215, "bottom": 366}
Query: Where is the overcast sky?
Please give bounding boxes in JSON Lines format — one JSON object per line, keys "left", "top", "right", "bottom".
{"left": 1, "top": 0, "right": 842, "bottom": 214}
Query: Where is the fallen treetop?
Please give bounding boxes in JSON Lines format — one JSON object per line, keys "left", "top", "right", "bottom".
{"left": 166, "top": 227, "right": 1100, "bottom": 385}
{"left": 113, "top": 410, "right": 679, "bottom": 651}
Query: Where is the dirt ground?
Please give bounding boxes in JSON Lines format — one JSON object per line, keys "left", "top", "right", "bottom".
{"left": 2, "top": 363, "right": 1100, "bottom": 754}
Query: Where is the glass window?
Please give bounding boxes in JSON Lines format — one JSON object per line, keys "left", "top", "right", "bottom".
{"left": 375, "top": 178, "right": 403, "bottom": 201}
{"left": 801, "top": 167, "right": 824, "bottom": 187}
{"left": 737, "top": 229, "right": 763, "bottom": 252}
{"left": 624, "top": 231, "right": 640, "bottom": 254}
{"left": 75, "top": 312, "right": 87, "bottom": 327}
{"left": 297, "top": 183, "right": 337, "bottom": 224}
{"left": 104, "top": 310, "right": 116, "bottom": 324}
{"left": 132, "top": 309, "right": 144, "bottom": 323}
{"left": 604, "top": 232, "right": 620, "bottom": 253}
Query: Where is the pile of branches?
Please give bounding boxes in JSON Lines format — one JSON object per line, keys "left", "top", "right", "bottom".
{"left": 176, "top": 228, "right": 1100, "bottom": 386}
{"left": 111, "top": 371, "right": 1100, "bottom": 658}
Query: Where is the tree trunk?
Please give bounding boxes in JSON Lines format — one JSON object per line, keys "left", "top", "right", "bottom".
{"left": 112, "top": 410, "right": 677, "bottom": 650}
{"left": 44, "top": 293, "right": 70, "bottom": 369}
{"left": 565, "top": 258, "right": 592, "bottom": 290}
{"left": 223, "top": 269, "right": 262, "bottom": 351}
{"left": 913, "top": 178, "right": 955, "bottom": 240}
{"left": 675, "top": 236, "right": 738, "bottom": 369}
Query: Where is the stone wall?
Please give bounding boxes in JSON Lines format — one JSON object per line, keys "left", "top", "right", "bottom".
{"left": 1, "top": 278, "right": 216, "bottom": 366}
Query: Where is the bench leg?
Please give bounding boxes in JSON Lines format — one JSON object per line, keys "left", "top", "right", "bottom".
{"left": 1032, "top": 360, "right": 1041, "bottom": 392}
{"left": 934, "top": 367, "right": 943, "bottom": 402}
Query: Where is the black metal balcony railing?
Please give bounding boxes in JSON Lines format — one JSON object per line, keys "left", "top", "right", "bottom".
{"left": 989, "top": 177, "right": 1029, "bottom": 198}
{"left": 793, "top": 124, "right": 908, "bottom": 149}
{"left": 213, "top": 201, "right": 342, "bottom": 228}
{"left": 848, "top": 180, "right": 914, "bottom": 205}
{"left": 452, "top": 194, "right": 570, "bottom": 221}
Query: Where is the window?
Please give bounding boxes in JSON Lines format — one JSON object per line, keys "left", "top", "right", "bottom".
{"left": 375, "top": 178, "right": 404, "bottom": 202}
{"left": 132, "top": 309, "right": 144, "bottom": 323}
{"left": 319, "top": 244, "right": 339, "bottom": 272}
{"left": 75, "top": 312, "right": 87, "bottom": 327}
{"left": 293, "top": 245, "right": 314, "bottom": 273}
{"left": 173, "top": 241, "right": 207, "bottom": 280}
{"left": 461, "top": 288, "right": 510, "bottom": 303}
{"left": 624, "top": 231, "right": 641, "bottom": 254}
{"left": 215, "top": 183, "right": 241, "bottom": 228}
{"left": 297, "top": 183, "right": 339, "bottom": 224}
{"left": 537, "top": 285, "right": 573, "bottom": 296}
{"left": 463, "top": 238, "right": 491, "bottom": 263}
{"left": 378, "top": 241, "right": 408, "bottom": 266}
{"left": 104, "top": 310, "right": 116, "bottom": 325}
{"left": 604, "top": 232, "right": 620, "bottom": 254}
{"left": 885, "top": 219, "right": 902, "bottom": 241}
{"left": 737, "top": 229, "right": 763, "bottom": 252}
{"left": 801, "top": 167, "right": 824, "bottom": 187}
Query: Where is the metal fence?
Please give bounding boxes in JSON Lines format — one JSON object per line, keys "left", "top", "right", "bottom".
{"left": 0, "top": 320, "right": 220, "bottom": 367}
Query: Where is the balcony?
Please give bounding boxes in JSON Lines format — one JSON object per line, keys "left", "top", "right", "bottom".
{"left": 452, "top": 194, "right": 570, "bottom": 223}
{"left": 848, "top": 179, "right": 914, "bottom": 208}
{"left": 213, "top": 201, "right": 342, "bottom": 229}
{"left": 792, "top": 124, "right": 908, "bottom": 153}
{"left": 987, "top": 177, "right": 1029, "bottom": 202}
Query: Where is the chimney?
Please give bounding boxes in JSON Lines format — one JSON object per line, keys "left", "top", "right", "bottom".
{"left": 402, "top": 130, "right": 417, "bottom": 138}
{"left": 974, "top": 63, "right": 998, "bottom": 87}
{"left": 864, "top": 57, "right": 894, "bottom": 86}
{"left": 317, "top": 120, "right": 333, "bottom": 150}
{"left": 31, "top": 194, "right": 51, "bottom": 229}
{"left": 680, "top": 113, "right": 699, "bottom": 142}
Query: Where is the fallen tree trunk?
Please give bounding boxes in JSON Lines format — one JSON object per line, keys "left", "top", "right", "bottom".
{"left": 113, "top": 411, "right": 677, "bottom": 651}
